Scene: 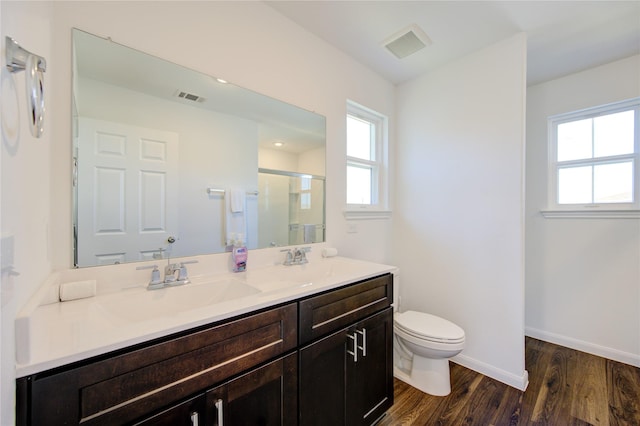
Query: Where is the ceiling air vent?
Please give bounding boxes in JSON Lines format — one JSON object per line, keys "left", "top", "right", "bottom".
{"left": 383, "top": 24, "right": 432, "bottom": 59}
{"left": 174, "top": 90, "right": 206, "bottom": 103}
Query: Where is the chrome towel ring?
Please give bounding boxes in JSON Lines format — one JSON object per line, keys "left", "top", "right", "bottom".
{"left": 6, "top": 36, "right": 47, "bottom": 138}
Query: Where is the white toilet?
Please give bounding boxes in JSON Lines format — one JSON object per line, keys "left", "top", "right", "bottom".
{"left": 392, "top": 277, "right": 465, "bottom": 396}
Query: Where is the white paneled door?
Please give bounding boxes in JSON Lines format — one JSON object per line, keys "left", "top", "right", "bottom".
{"left": 77, "top": 118, "right": 179, "bottom": 266}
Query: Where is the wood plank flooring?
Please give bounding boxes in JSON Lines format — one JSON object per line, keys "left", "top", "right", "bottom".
{"left": 378, "top": 337, "right": 640, "bottom": 426}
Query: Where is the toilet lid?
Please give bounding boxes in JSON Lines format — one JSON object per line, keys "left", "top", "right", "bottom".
{"left": 394, "top": 311, "right": 465, "bottom": 343}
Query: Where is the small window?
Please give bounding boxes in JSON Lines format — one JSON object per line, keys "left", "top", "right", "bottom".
{"left": 346, "top": 101, "right": 388, "bottom": 213}
{"left": 300, "top": 176, "right": 311, "bottom": 210}
{"left": 548, "top": 98, "right": 639, "bottom": 213}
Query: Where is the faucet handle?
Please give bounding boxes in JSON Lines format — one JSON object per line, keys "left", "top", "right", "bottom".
{"left": 297, "top": 246, "right": 310, "bottom": 264}
{"left": 136, "top": 264, "right": 163, "bottom": 288}
{"left": 177, "top": 265, "right": 189, "bottom": 283}
{"left": 280, "top": 248, "right": 294, "bottom": 265}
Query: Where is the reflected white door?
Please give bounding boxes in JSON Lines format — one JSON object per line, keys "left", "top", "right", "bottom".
{"left": 77, "top": 118, "right": 179, "bottom": 266}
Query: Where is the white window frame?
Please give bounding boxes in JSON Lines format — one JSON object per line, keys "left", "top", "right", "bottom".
{"left": 544, "top": 97, "right": 640, "bottom": 218}
{"left": 345, "top": 100, "right": 390, "bottom": 219}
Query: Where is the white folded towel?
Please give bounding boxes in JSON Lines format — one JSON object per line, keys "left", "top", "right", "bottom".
{"left": 59, "top": 280, "right": 97, "bottom": 302}
{"left": 225, "top": 189, "right": 246, "bottom": 245}
{"left": 230, "top": 189, "right": 244, "bottom": 213}
{"left": 303, "top": 224, "right": 316, "bottom": 243}
{"left": 322, "top": 247, "right": 338, "bottom": 258}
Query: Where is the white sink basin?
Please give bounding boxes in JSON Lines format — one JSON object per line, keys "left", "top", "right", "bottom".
{"left": 95, "top": 279, "right": 261, "bottom": 322}
{"left": 246, "top": 258, "right": 376, "bottom": 292}
{"left": 174, "top": 278, "right": 261, "bottom": 306}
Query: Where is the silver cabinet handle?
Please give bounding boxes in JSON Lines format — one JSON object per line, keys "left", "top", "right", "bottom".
{"left": 190, "top": 411, "right": 199, "bottom": 426}
{"left": 347, "top": 332, "right": 358, "bottom": 362}
{"left": 215, "top": 398, "right": 224, "bottom": 426}
{"left": 357, "top": 328, "right": 367, "bottom": 357}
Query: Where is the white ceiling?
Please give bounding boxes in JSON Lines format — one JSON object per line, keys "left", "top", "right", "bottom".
{"left": 266, "top": 1, "right": 640, "bottom": 86}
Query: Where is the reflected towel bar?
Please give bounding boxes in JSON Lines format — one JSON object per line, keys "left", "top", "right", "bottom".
{"left": 289, "top": 224, "right": 325, "bottom": 231}
{"left": 207, "top": 188, "right": 259, "bottom": 196}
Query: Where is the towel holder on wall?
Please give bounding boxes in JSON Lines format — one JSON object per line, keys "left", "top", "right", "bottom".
{"left": 5, "top": 36, "right": 47, "bottom": 138}
{"left": 207, "top": 188, "right": 259, "bottom": 196}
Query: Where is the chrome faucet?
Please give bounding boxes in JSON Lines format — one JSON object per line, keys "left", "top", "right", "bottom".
{"left": 164, "top": 260, "right": 198, "bottom": 286}
{"left": 137, "top": 260, "right": 198, "bottom": 290}
{"left": 164, "top": 263, "right": 181, "bottom": 284}
{"left": 281, "top": 247, "right": 311, "bottom": 266}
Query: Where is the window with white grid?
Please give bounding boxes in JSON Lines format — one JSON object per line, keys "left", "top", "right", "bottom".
{"left": 547, "top": 98, "right": 639, "bottom": 214}
{"left": 346, "top": 101, "right": 389, "bottom": 216}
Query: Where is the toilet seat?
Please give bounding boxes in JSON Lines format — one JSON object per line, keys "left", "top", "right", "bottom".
{"left": 394, "top": 311, "right": 465, "bottom": 344}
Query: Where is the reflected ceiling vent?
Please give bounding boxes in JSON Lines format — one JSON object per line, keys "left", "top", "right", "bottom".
{"left": 174, "top": 89, "right": 206, "bottom": 103}
{"left": 383, "top": 24, "right": 432, "bottom": 59}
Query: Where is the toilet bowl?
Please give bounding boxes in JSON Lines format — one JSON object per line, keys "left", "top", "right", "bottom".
{"left": 393, "top": 310, "right": 465, "bottom": 396}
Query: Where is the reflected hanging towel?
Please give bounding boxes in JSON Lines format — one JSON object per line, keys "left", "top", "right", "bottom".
{"left": 230, "top": 189, "right": 244, "bottom": 213}
{"left": 225, "top": 189, "right": 246, "bottom": 245}
{"left": 303, "top": 224, "right": 316, "bottom": 243}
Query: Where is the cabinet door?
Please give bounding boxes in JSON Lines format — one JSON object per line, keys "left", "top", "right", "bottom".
{"left": 299, "top": 328, "right": 348, "bottom": 426}
{"left": 299, "top": 308, "right": 393, "bottom": 426}
{"left": 133, "top": 394, "right": 205, "bottom": 426}
{"left": 299, "top": 308, "right": 394, "bottom": 426}
{"left": 207, "top": 353, "right": 297, "bottom": 426}
{"left": 347, "top": 308, "right": 394, "bottom": 426}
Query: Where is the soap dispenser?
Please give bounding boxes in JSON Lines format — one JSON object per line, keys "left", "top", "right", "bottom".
{"left": 232, "top": 234, "right": 248, "bottom": 272}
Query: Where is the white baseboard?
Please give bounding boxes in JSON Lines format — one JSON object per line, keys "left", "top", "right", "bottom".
{"left": 525, "top": 326, "right": 640, "bottom": 368}
{"left": 452, "top": 354, "right": 529, "bottom": 391}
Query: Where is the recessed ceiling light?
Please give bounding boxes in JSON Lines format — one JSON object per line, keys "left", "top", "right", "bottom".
{"left": 216, "top": 78, "right": 228, "bottom": 84}
{"left": 274, "top": 141, "right": 284, "bottom": 147}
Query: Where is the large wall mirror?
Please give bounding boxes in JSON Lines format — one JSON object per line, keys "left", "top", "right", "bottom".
{"left": 72, "top": 29, "right": 326, "bottom": 267}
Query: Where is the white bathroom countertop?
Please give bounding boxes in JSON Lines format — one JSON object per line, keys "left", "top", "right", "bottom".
{"left": 16, "top": 256, "right": 397, "bottom": 377}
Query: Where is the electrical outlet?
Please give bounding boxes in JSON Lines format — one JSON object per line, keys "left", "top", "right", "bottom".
{"left": 347, "top": 223, "right": 358, "bottom": 234}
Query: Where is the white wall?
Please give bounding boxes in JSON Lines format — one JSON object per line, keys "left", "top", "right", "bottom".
{"left": 2, "top": 1, "right": 395, "bottom": 423}
{"left": 1, "top": 2, "right": 54, "bottom": 424}
{"left": 525, "top": 55, "right": 640, "bottom": 367}
{"left": 394, "top": 33, "right": 528, "bottom": 390}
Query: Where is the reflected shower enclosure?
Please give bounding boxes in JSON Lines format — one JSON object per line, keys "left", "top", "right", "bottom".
{"left": 258, "top": 170, "right": 325, "bottom": 248}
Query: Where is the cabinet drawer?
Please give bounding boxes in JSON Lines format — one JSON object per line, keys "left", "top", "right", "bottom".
{"left": 25, "top": 303, "right": 297, "bottom": 426}
{"left": 299, "top": 274, "right": 392, "bottom": 345}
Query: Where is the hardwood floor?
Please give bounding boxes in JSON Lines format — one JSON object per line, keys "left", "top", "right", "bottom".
{"left": 378, "top": 337, "right": 640, "bottom": 425}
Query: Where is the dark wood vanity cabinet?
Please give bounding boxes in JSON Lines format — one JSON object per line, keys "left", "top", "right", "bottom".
{"left": 17, "top": 273, "right": 393, "bottom": 426}
{"left": 299, "top": 274, "right": 394, "bottom": 426}
{"left": 17, "top": 303, "right": 297, "bottom": 426}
